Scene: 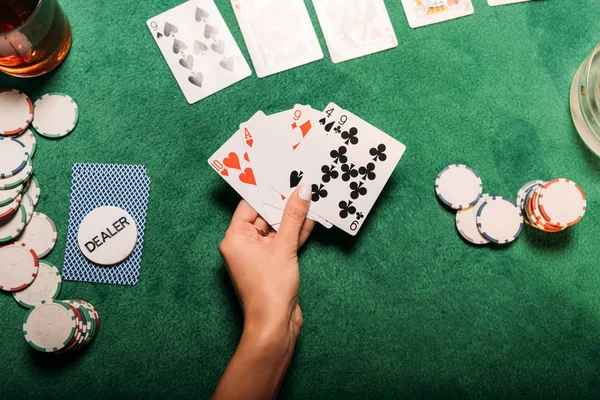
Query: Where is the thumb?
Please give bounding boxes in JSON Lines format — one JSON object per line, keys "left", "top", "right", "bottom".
{"left": 276, "top": 184, "right": 312, "bottom": 250}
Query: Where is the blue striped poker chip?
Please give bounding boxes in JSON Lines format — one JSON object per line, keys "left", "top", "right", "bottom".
{"left": 476, "top": 196, "right": 523, "bottom": 244}
{"left": 0, "top": 137, "right": 29, "bottom": 179}
{"left": 435, "top": 164, "right": 483, "bottom": 210}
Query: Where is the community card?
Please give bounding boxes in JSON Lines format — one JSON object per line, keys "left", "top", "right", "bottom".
{"left": 147, "top": 0, "right": 251, "bottom": 104}
{"left": 400, "top": 0, "right": 474, "bottom": 28}
{"left": 230, "top": 0, "right": 323, "bottom": 77}
{"left": 311, "top": 0, "right": 398, "bottom": 63}
{"left": 488, "top": 0, "right": 530, "bottom": 5}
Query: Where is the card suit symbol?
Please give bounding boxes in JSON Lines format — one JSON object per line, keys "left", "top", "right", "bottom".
{"left": 223, "top": 152, "right": 241, "bottom": 170}
{"left": 341, "top": 127, "right": 359, "bottom": 145}
{"left": 243, "top": 153, "right": 250, "bottom": 162}
{"left": 173, "top": 38, "right": 187, "bottom": 54}
{"left": 350, "top": 181, "right": 367, "bottom": 200}
{"left": 195, "top": 7, "right": 210, "bottom": 22}
{"left": 324, "top": 121, "right": 335, "bottom": 133}
{"left": 290, "top": 171, "right": 304, "bottom": 188}
{"left": 188, "top": 72, "right": 203, "bottom": 88}
{"left": 292, "top": 120, "right": 312, "bottom": 138}
{"left": 211, "top": 40, "right": 225, "bottom": 55}
{"left": 341, "top": 163, "right": 359, "bottom": 181}
{"left": 356, "top": 212, "right": 364, "bottom": 221}
{"left": 312, "top": 184, "right": 328, "bottom": 202}
{"left": 359, "top": 162, "right": 376, "bottom": 181}
{"left": 193, "top": 40, "right": 208, "bottom": 55}
{"left": 321, "top": 165, "right": 339, "bottom": 183}
{"left": 369, "top": 144, "right": 387, "bottom": 162}
{"left": 239, "top": 168, "right": 256, "bottom": 185}
{"left": 245, "top": 138, "right": 253, "bottom": 147}
{"left": 330, "top": 146, "right": 348, "bottom": 164}
{"left": 220, "top": 57, "right": 235, "bottom": 72}
{"left": 319, "top": 117, "right": 326, "bottom": 126}
{"left": 204, "top": 24, "right": 219, "bottom": 39}
{"left": 164, "top": 22, "right": 178, "bottom": 37}
{"left": 220, "top": 169, "right": 229, "bottom": 177}
{"left": 280, "top": 194, "right": 286, "bottom": 201}
{"left": 339, "top": 200, "right": 357, "bottom": 219}
{"left": 179, "top": 55, "right": 194, "bottom": 70}
{"left": 156, "top": 32, "right": 163, "bottom": 39}
{"left": 334, "top": 125, "right": 341, "bottom": 134}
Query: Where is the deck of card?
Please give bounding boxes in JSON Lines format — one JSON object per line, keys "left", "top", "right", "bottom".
{"left": 208, "top": 104, "right": 406, "bottom": 236}
{"left": 400, "top": 0, "right": 474, "bottom": 28}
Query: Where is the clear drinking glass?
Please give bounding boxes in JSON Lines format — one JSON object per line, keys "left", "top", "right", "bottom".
{"left": 0, "top": 0, "right": 72, "bottom": 78}
{"left": 570, "top": 43, "right": 600, "bottom": 157}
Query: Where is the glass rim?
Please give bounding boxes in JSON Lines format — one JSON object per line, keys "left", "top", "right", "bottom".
{"left": 0, "top": 0, "right": 44, "bottom": 37}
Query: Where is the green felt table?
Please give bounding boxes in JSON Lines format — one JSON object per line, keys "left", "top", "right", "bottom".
{"left": 1, "top": 0, "right": 600, "bottom": 398}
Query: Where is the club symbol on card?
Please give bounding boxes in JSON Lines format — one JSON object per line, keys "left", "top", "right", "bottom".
{"left": 350, "top": 181, "right": 367, "bottom": 200}
{"left": 204, "top": 24, "right": 219, "bottom": 39}
{"left": 341, "top": 127, "right": 359, "bottom": 145}
{"left": 359, "top": 163, "right": 376, "bottom": 181}
{"left": 193, "top": 40, "right": 208, "bottom": 55}
{"left": 338, "top": 200, "right": 357, "bottom": 219}
{"left": 334, "top": 126, "right": 341, "bottom": 134}
{"left": 173, "top": 38, "right": 187, "bottom": 54}
{"left": 188, "top": 72, "right": 203, "bottom": 88}
{"left": 164, "top": 22, "right": 178, "bottom": 37}
{"left": 290, "top": 171, "right": 304, "bottom": 188}
{"left": 311, "top": 184, "right": 328, "bottom": 202}
{"left": 356, "top": 212, "right": 364, "bottom": 221}
{"left": 211, "top": 40, "right": 225, "bottom": 55}
{"left": 179, "top": 55, "right": 194, "bottom": 70}
{"left": 220, "top": 57, "right": 235, "bottom": 72}
{"left": 341, "top": 163, "right": 358, "bottom": 181}
{"left": 195, "top": 7, "right": 210, "bottom": 22}
{"left": 369, "top": 144, "right": 387, "bottom": 162}
{"left": 223, "top": 152, "right": 241, "bottom": 170}
{"left": 321, "top": 165, "right": 339, "bottom": 183}
{"left": 330, "top": 146, "right": 348, "bottom": 164}
{"left": 239, "top": 168, "right": 256, "bottom": 185}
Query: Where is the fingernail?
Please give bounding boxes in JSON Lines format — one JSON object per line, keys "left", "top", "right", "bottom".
{"left": 298, "top": 184, "right": 311, "bottom": 202}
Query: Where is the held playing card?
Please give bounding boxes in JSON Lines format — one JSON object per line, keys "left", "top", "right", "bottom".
{"left": 147, "top": 0, "right": 252, "bottom": 104}
{"left": 230, "top": 0, "right": 323, "bottom": 78}
{"left": 400, "top": 0, "right": 474, "bottom": 29}
{"left": 488, "top": 0, "right": 530, "bottom": 5}
{"left": 312, "top": 0, "right": 398, "bottom": 63}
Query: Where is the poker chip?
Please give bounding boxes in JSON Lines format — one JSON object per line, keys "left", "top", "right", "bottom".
{"left": 476, "top": 196, "right": 523, "bottom": 244}
{"left": 24, "top": 176, "right": 41, "bottom": 206}
{"left": 15, "top": 129, "right": 37, "bottom": 158}
{"left": 538, "top": 179, "right": 587, "bottom": 228}
{"left": 0, "top": 184, "right": 23, "bottom": 207}
{"left": 21, "top": 192, "right": 35, "bottom": 224}
{"left": 0, "top": 159, "right": 33, "bottom": 190}
{"left": 23, "top": 300, "right": 76, "bottom": 353}
{"left": 18, "top": 213, "right": 57, "bottom": 258}
{"left": 455, "top": 194, "right": 491, "bottom": 245}
{"left": 0, "top": 242, "right": 39, "bottom": 292}
{"left": 0, "top": 138, "right": 29, "bottom": 178}
{"left": 32, "top": 93, "right": 79, "bottom": 139}
{"left": 13, "top": 262, "right": 62, "bottom": 309}
{"left": 0, "top": 204, "right": 27, "bottom": 243}
{"left": 0, "top": 196, "right": 21, "bottom": 219}
{"left": 0, "top": 89, "right": 34, "bottom": 137}
{"left": 435, "top": 164, "right": 482, "bottom": 210}
{"left": 516, "top": 180, "right": 544, "bottom": 211}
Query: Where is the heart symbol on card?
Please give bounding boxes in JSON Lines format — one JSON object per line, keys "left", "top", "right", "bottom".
{"left": 173, "top": 38, "right": 187, "bottom": 54}
{"left": 204, "top": 24, "right": 219, "bottom": 39}
{"left": 243, "top": 153, "right": 250, "bottom": 162}
{"left": 239, "top": 168, "right": 256, "bottom": 185}
{"left": 164, "top": 22, "right": 178, "bottom": 37}
{"left": 179, "top": 55, "right": 194, "bottom": 70}
{"left": 220, "top": 57, "right": 235, "bottom": 72}
{"left": 188, "top": 72, "right": 203, "bottom": 88}
{"left": 211, "top": 40, "right": 225, "bottom": 55}
{"left": 195, "top": 7, "right": 210, "bottom": 22}
{"left": 223, "top": 152, "right": 241, "bottom": 170}
{"left": 220, "top": 169, "right": 229, "bottom": 177}
{"left": 245, "top": 138, "right": 253, "bottom": 148}
{"left": 193, "top": 40, "right": 208, "bottom": 55}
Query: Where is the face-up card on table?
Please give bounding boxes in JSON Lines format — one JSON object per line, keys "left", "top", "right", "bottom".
{"left": 311, "top": 0, "right": 398, "bottom": 63}
{"left": 147, "top": 0, "right": 252, "bottom": 104}
{"left": 487, "top": 0, "right": 530, "bottom": 5}
{"left": 230, "top": 0, "right": 323, "bottom": 77}
{"left": 400, "top": 0, "right": 474, "bottom": 28}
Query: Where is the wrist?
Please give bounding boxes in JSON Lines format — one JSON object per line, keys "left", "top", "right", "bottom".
{"left": 242, "top": 315, "right": 299, "bottom": 358}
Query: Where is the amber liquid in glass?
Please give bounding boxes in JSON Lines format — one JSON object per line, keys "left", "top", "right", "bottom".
{"left": 0, "top": 0, "right": 72, "bottom": 77}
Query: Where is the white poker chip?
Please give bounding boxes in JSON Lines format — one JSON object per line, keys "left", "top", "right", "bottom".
{"left": 77, "top": 206, "right": 138, "bottom": 265}
{"left": 14, "top": 261, "right": 61, "bottom": 308}
{"left": 23, "top": 301, "right": 77, "bottom": 353}
{"left": 476, "top": 196, "right": 523, "bottom": 244}
{"left": 21, "top": 192, "right": 35, "bottom": 224}
{"left": 0, "top": 242, "right": 39, "bottom": 292}
{"left": 24, "top": 176, "right": 41, "bottom": 206}
{"left": 0, "top": 89, "right": 34, "bottom": 137}
{"left": 32, "top": 93, "right": 79, "bottom": 139}
{"left": 0, "top": 204, "right": 27, "bottom": 244}
{"left": 15, "top": 129, "right": 37, "bottom": 158}
{"left": 435, "top": 164, "right": 483, "bottom": 210}
{"left": 538, "top": 179, "right": 587, "bottom": 228}
{"left": 18, "top": 212, "right": 57, "bottom": 258}
{"left": 0, "top": 196, "right": 21, "bottom": 219}
{"left": 0, "top": 183, "right": 24, "bottom": 208}
{"left": 516, "top": 180, "right": 545, "bottom": 211}
{"left": 0, "top": 160, "right": 33, "bottom": 190}
{"left": 0, "top": 138, "right": 29, "bottom": 178}
{"left": 455, "top": 195, "right": 491, "bottom": 245}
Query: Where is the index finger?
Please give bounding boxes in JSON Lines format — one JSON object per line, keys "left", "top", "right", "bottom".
{"left": 230, "top": 200, "right": 259, "bottom": 228}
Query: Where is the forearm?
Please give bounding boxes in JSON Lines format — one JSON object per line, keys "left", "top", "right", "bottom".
{"left": 212, "top": 323, "right": 298, "bottom": 400}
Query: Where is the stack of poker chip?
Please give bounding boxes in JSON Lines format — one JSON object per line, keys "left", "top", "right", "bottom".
{"left": 517, "top": 179, "right": 587, "bottom": 232}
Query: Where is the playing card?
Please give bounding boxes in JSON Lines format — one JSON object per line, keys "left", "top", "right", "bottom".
{"left": 208, "top": 128, "right": 282, "bottom": 229}
{"left": 230, "top": 0, "right": 323, "bottom": 77}
{"left": 311, "top": 0, "right": 398, "bottom": 63}
{"left": 400, "top": 0, "right": 474, "bottom": 28}
{"left": 487, "top": 0, "right": 530, "bottom": 5}
{"left": 147, "top": 0, "right": 252, "bottom": 104}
